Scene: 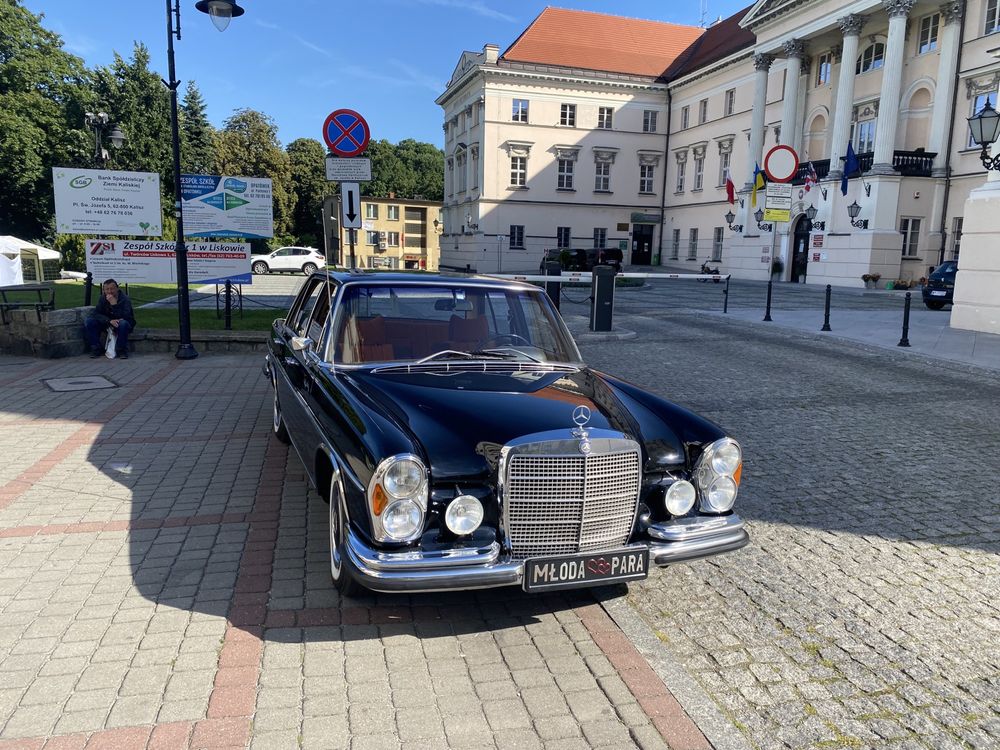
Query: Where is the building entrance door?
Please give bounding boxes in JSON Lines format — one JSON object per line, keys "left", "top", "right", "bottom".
{"left": 791, "top": 215, "right": 811, "bottom": 283}
{"left": 631, "top": 224, "right": 654, "bottom": 265}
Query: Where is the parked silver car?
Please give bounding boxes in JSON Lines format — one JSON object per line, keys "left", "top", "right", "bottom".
{"left": 251, "top": 246, "right": 326, "bottom": 276}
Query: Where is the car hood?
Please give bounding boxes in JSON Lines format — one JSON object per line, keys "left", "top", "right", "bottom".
{"left": 347, "top": 367, "right": 684, "bottom": 480}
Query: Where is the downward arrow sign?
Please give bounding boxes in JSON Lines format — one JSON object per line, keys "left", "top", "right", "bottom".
{"left": 346, "top": 190, "right": 356, "bottom": 222}
{"left": 340, "top": 182, "right": 361, "bottom": 228}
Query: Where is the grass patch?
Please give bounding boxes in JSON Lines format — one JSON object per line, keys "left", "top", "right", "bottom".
{"left": 139, "top": 308, "right": 279, "bottom": 331}
{"left": 51, "top": 280, "right": 190, "bottom": 310}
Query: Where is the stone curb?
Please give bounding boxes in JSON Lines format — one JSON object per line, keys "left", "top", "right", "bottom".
{"left": 595, "top": 590, "right": 754, "bottom": 750}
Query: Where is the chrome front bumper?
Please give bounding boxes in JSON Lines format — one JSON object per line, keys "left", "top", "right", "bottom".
{"left": 344, "top": 514, "right": 749, "bottom": 593}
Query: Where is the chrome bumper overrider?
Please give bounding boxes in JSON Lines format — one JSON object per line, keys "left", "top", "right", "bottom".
{"left": 345, "top": 515, "right": 749, "bottom": 593}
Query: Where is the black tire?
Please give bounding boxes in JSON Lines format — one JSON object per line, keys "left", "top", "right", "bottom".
{"left": 302, "top": 262, "right": 318, "bottom": 275}
{"left": 252, "top": 261, "right": 269, "bottom": 275}
{"left": 924, "top": 300, "right": 945, "bottom": 310}
{"left": 329, "top": 469, "right": 361, "bottom": 597}
{"left": 272, "top": 377, "right": 291, "bottom": 444}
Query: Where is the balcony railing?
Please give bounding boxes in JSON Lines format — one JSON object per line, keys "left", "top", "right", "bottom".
{"left": 792, "top": 150, "right": 936, "bottom": 183}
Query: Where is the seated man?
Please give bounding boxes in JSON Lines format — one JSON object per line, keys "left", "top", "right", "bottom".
{"left": 85, "top": 278, "right": 136, "bottom": 358}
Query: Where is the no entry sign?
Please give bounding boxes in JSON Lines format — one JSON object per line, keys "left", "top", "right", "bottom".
{"left": 763, "top": 144, "right": 799, "bottom": 183}
{"left": 323, "top": 109, "right": 371, "bottom": 157}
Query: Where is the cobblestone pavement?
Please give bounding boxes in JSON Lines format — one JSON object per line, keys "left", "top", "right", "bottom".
{"left": 0, "top": 354, "right": 706, "bottom": 749}
{"left": 573, "top": 309, "right": 1000, "bottom": 750}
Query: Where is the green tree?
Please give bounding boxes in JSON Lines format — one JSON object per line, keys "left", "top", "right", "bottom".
{"left": 362, "top": 138, "right": 443, "bottom": 201}
{"left": 0, "top": 0, "right": 92, "bottom": 241}
{"left": 180, "top": 80, "right": 214, "bottom": 175}
{"left": 214, "top": 108, "right": 293, "bottom": 237}
{"left": 286, "top": 137, "right": 331, "bottom": 246}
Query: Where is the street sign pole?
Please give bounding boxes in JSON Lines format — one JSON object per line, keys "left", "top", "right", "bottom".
{"left": 349, "top": 229, "right": 357, "bottom": 270}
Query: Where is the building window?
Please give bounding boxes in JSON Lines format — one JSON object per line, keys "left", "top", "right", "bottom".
{"left": 718, "top": 151, "right": 731, "bottom": 186}
{"left": 366, "top": 230, "right": 379, "bottom": 245}
{"left": 712, "top": 227, "right": 724, "bottom": 262}
{"left": 512, "top": 99, "right": 529, "bottom": 122}
{"left": 856, "top": 43, "right": 885, "bottom": 74}
{"left": 386, "top": 205, "right": 399, "bottom": 221}
{"left": 693, "top": 157, "right": 704, "bottom": 190}
{"left": 509, "top": 225, "right": 525, "bottom": 248}
{"left": 675, "top": 161, "right": 685, "bottom": 193}
{"left": 510, "top": 155, "right": 527, "bottom": 186}
{"left": 557, "top": 159, "right": 575, "bottom": 189}
{"left": 595, "top": 162, "right": 611, "bottom": 191}
{"left": 969, "top": 93, "right": 996, "bottom": 147}
{"left": 556, "top": 227, "right": 572, "bottom": 248}
{"left": 681, "top": 106, "right": 690, "bottom": 129}
{"left": 365, "top": 203, "right": 379, "bottom": 219}
{"left": 899, "top": 217, "right": 921, "bottom": 257}
{"left": 951, "top": 217, "right": 963, "bottom": 259}
{"left": 918, "top": 14, "right": 939, "bottom": 53}
{"left": 386, "top": 231, "right": 400, "bottom": 246}
{"left": 643, "top": 110, "right": 657, "bottom": 132}
{"left": 593, "top": 228, "right": 607, "bottom": 248}
{"left": 687, "top": 228, "right": 698, "bottom": 260}
{"left": 598, "top": 107, "right": 614, "bottom": 129}
{"left": 560, "top": 103, "right": 576, "bottom": 127}
{"left": 698, "top": 99, "right": 708, "bottom": 124}
{"left": 724, "top": 89, "right": 735, "bottom": 116}
{"left": 816, "top": 52, "right": 832, "bottom": 86}
{"left": 988, "top": 0, "right": 1000, "bottom": 33}
{"left": 640, "top": 164, "right": 655, "bottom": 194}
{"left": 854, "top": 119, "right": 877, "bottom": 153}
{"left": 671, "top": 229, "right": 680, "bottom": 260}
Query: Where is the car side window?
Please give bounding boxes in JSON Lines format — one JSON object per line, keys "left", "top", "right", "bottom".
{"left": 291, "top": 281, "right": 325, "bottom": 336}
{"left": 305, "top": 288, "right": 333, "bottom": 348}
{"left": 274, "top": 248, "right": 293, "bottom": 257}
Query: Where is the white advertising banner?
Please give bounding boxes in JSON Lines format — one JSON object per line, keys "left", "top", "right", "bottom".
{"left": 52, "top": 168, "right": 162, "bottom": 236}
{"left": 85, "top": 240, "right": 251, "bottom": 284}
{"left": 180, "top": 174, "right": 274, "bottom": 239}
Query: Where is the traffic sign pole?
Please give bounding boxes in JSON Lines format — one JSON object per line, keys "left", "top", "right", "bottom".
{"left": 323, "top": 109, "right": 371, "bottom": 271}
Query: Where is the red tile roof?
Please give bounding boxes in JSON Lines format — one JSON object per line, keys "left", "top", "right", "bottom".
{"left": 502, "top": 7, "right": 705, "bottom": 80}
{"left": 664, "top": 6, "right": 756, "bottom": 80}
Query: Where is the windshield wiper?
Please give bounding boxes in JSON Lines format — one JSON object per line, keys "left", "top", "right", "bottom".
{"left": 474, "top": 347, "right": 543, "bottom": 363}
{"left": 415, "top": 349, "right": 509, "bottom": 363}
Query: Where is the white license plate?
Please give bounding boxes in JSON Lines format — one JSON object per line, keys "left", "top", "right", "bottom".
{"left": 522, "top": 547, "right": 648, "bottom": 592}
{"left": 930, "top": 290, "right": 946, "bottom": 296}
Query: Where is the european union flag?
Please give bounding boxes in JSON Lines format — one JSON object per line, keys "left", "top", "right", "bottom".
{"left": 841, "top": 142, "right": 860, "bottom": 196}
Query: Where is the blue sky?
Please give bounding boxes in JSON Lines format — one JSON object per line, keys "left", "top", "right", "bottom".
{"left": 27, "top": 0, "right": 747, "bottom": 149}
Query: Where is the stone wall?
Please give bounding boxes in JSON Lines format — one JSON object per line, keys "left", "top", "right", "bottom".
{"left": 0, "top": 306, "right": 88, "bottom": 358}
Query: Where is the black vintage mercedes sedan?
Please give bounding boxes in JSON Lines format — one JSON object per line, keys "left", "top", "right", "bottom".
{"left": 265, "top": 271, "right": 748, "bottom": 595}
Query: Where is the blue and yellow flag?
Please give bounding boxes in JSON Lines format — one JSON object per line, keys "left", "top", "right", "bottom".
{"left": 751, "top": 164, "right": 765, "bottom": 208}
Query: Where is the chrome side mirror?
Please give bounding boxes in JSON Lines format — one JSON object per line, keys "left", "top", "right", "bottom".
{"left": 291, "top": 336, "right": 313, "bottom": 352}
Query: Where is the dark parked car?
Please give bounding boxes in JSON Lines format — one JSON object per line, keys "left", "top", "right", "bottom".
{"left": 539, "top": 248, "right": 623, "bottom": 273}
{"left": 265, "top": 272, "right": 748, "bottom": 594}
{"left": 922, "top": 260, "right": 958, "bottom": 310}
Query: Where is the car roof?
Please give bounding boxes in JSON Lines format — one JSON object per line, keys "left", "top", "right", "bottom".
{"left": 321, "top": 271, "right": 539, "bottom": 291}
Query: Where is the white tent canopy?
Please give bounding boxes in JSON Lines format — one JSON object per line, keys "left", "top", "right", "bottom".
{"left": 0, "top": 236, "right": 61, "bottom": 286}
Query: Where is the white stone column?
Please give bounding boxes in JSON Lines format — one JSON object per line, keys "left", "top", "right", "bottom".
{"left": 870, "top": 0, "right": 916, "bottom": 174}
{"left": 746, "top": 54, "right": 773, "bottom": 187}
{"left": 827, "top": 15, "right": 864, "bottom": 179}
{"left": 930, "top": 1, "right": 965, "bottom": 176}
{"left": 780, "top": 41, "right": 806, "bottom": 147}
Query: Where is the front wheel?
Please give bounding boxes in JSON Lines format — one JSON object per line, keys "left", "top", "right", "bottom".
{"left": 272, "top": 376, "right": 291, "bottom": 444}
{"left": 302, "top": 262, "right": 318, "bottom": 275}
{"left": 252, "top": 261, "right": 269, "bottom": 275}
{"left": 924, "top": 300, "right": 945, "bottom": 310}
{"left": 329, "top": 469, "right": 361, "bottom": 597}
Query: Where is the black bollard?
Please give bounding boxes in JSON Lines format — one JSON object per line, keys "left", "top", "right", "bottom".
{"left": 898, "top": 292, "right": 912, "bottom": 347}
{"left": 543, "top": 261, "right": 561, "bottom": 311}
{"left": 224, "top": 280, "right": 233, "bottom": 331}
{"left": 763, "top": 280, "right": 773, "bottom": 322}
{"left": 821, "top": 284, "right": 832, "bottom": 331}
{"left": 84, "top": 272, "right": 93, "bottom": 307}
{"left": 723, "top": 276, "right": 730, "bottom": 314}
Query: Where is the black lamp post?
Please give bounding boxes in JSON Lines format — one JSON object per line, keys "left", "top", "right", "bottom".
{"left": 967, "top": 100, "right": 1000, "bottom": 171}
{"left": 85, "top": 112, "right": 125, "bottom": 166}
{"left": 804, "top": 204, "right": 825, "bottom": 231}
{"left": 724, "top": 209, "right": 743, "bottom": 233}
{"left": 754, "top": 207, "right": 773, "bottom": 232}
{"left": 166, "top": 0, "right": 245, "bottom": 360}
{"left": 847, "top": 200, "right": 869, "bottom": 229}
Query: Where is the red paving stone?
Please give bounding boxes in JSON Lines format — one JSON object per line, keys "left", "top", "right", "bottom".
{"left": 83, "top": 727, "right": 152, "bottom": 750}
{"left": 189, "top": 718, "right": 251, "bottom": 749}
{"left": 146, "top": 723, "right": 193, "bottom": 750}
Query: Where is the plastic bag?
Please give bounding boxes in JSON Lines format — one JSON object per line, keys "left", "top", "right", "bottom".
{"left": 105, "top": 327, "right": 118, "bottom": 359}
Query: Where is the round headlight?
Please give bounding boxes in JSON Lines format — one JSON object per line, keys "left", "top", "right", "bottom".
{"left": 711, "top": 441, "right": 742, "bottom": 475}
{"left": 704, "top": 476, "right": 738, "bottom": 513}
{"left": 384, "top": 459, "right": 424, "bottom": 498}
{"left": 445, "top": 495, "right": 484, "bottom": 535}
{"left": 665, "top": 481, "right": 697, "bottom": 516}
{"left": 382, "top": 499, "right": 422, "bottom": 539}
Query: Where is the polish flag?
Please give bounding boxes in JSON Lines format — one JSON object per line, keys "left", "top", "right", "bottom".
{"left": 725, "top": 172, "right": 736, "bottom": 205}
{"left": 804, "top": 162, "right": 819, "bottom": 193}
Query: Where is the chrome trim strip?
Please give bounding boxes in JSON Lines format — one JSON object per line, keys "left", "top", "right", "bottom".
{"left": 348, "top": 529, "right": 501, "bottom": 570}
{"left": 647, "top": 514, "right": 749, "bottom": 566}
{"left": 646, "top": 513, "right": 745, "bottom": 542}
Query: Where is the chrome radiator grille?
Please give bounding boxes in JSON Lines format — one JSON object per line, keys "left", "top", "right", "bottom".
{"left": 503, "top": 440, "right": 641, "bottom": 560}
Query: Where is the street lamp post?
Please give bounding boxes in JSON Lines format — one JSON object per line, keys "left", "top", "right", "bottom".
{"left": 85, "top": 112, "right": 125, "bottom": 166}
{"left": 804, "top": 204, "right": 825, "bottom": 232}
{"left": 967, "top": 100, "right": 1000, "bottom": 170}
{"left": 723, "top": 209, "right": 743, "bottom": 233}
{"left": 846, "top": 200, "right": 869, "bottom": 229}
{"left": 754, "top": 208, "right": 773, "bottom": 232}
{"left": 166, "top": 0, "right": 244, "bottom": 360}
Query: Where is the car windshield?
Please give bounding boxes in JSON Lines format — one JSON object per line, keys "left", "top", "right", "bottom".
{"left": 330, "top": 283, "right": 582, "bottom": 365}
{"left": 932, "top": 262, "right": 957, "bottom": 283}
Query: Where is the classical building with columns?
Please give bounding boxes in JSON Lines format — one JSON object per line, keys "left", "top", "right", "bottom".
{"left": 438, "top": 1, "right": 996, "bottom": 292}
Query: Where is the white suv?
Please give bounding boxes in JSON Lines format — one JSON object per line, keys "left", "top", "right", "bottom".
{"left": 251, "top": 246, "right": 326, "bottom": 275}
